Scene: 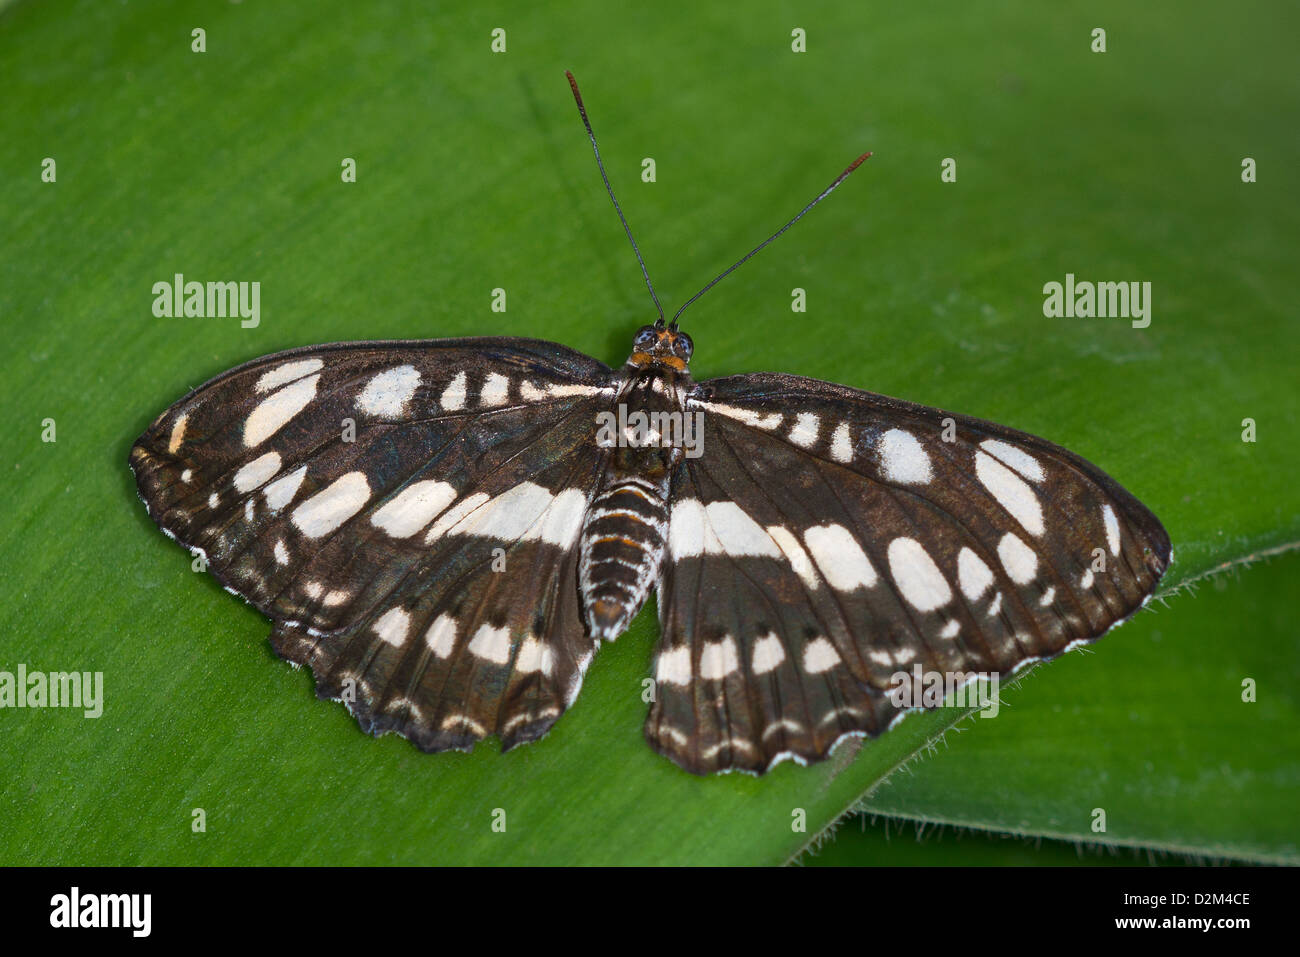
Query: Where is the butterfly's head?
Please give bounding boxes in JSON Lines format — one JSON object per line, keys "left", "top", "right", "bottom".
{"left": 630, "top": 323, "right": 693, "bottom": 371}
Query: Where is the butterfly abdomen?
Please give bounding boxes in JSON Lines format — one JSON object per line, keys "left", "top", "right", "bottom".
{"left": 579, "top": 476, "right": 669, "bottom": 639}
{"left": 579, "top": 363, "right": 691, "bottom": 639}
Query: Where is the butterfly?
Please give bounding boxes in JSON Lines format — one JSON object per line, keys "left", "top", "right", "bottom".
{"left": 130, "top": 72, "right": 1171, "bottom": 775}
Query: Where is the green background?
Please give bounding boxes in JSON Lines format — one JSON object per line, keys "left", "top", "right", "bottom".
{"left": 1, "top": 0, "right": 1296, "bottom": 864}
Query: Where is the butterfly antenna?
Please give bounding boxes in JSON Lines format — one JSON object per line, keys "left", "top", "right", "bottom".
{"left": 669, "top": 151, "right": 871, "bottom": 330}
{"left": 566, "top": 70, "right": 667, "bottom": 327}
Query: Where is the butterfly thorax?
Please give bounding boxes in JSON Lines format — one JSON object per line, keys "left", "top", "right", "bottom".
{"left": 579, "top": 327, "right": 696, "bottom": 639}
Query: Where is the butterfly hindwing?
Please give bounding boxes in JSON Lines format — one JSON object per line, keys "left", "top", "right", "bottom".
{"left": 269, "top": 514, "right": 598, "bottom": 753}
{"left": 131, "top": 337, "right": 615, "bottom": 750}
{"left": 646, "top": 372, "right": 1171, "bottom": 774}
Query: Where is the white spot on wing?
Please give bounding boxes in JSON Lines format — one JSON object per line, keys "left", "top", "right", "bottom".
{"left": 698, "top": 401, "right": 782, "bottom": 430}
{"left": 425, "top": 614, "right": 458, "bottom": 658}
{"left": 440, "top": 371, "right": 467, "bottom": 411}
{"left": 274, "top": 539, "right": 289, "bottom": 565}
{"left": 233, "top": 451, "right": 281, "bottom": 493}
{"left": 256, "top": 358, "right": 323, "bottom": 393}
{"left": 976, "top": 450, "right": 1044, "bottom": 536}
{"left": 669, "top": 499, "right": 780, "bottom": 558}
{"left": 456, "top": 485, "right": 550, "bottom": 539}
{"left": 468, "top": 623, "right": 511, "bottom": 664}
{"left": 515, "top": 635, "right": 553, "bottom": 676}
{"left": 788, "top": 412, "right": 820, "bottom": 447}
{"left": 548, "top": 383, "right": 607, "bottom": 398}
{"left": 168, "top": 413, "right": 188, "bottom": 455}
{"left": 987, "top": 591, "right": 1003, "bottom": 618}
{"left": 539, "top": 488, "right": 587, "bottom": 547}
{"left": 980, "top": 439, "right": 1045, "bottom": 482}
{"left": 264, "top": 465, "right": 307, "bottom": 511}
{"left": 878, "top": 428, "right": 932, "bottom": 484}
{"left": 479, "top": 372, "right": 509, "bottom": 407}
{"left": 441, "top": 714, "right": 487, "bottom": 736}
{"left": 802, "top": 637, "right": 841, "bottom": 673}
{"left": 668, "top": 499, "right": 714, "bottom": 557}
{"left": 766, "top": 526, "right": 819, "bottom": 590}
{"left": 424, "top": 493, "right": 490, "bottom": 542}
{"left": 370, "top": 480, "right": 456, "bottom": 538}
{"left": 372, "top": 607, "right": 411, "bottom": 647}
{"left": 699, "top": 636, "right": 740, "bottom": 680}
{"left": 244, "top": 374, "right": 320, "bottom": 447}
{"left": 657, "top": 725, "right": 690, "bottom": 746}
{"left": 957, "top": 546, "right": 994, "bottom": 600}
{"left": 356, "top": 365, "right": 420, "bottom": 418}
{"left": 868, "top": 649, "right": 894, "bottom": 668}
{"left": 702, "top": 738, "right": 759, "bottom": 759}
{"left": 291, "top": 471, "right": 370, "bottom": 538}
{"left": 1102, "top": 504, "right": 1121, "bottom": 556}
{"left": 708, "top": 502, "right": 780, "bottom": 557}
{"left": 762, "top": 719, "right": 805, "bottom": 740}
{"left": 830, "top": 422, "right": 853, "bottom": 463}
{"left": 804, "top": 524, "right": 878, "bottom": 590}
{"left": 750, "top": 633, "right": 786, "bottom": 674}
{"left": 656, "top": 646, "right": 692, "bottom": 686}
{"left": 887, "top": 537, "right": 953, "bottom": 611}
{"left": 997, "top": 531, "right": 1038, "bottom": 584}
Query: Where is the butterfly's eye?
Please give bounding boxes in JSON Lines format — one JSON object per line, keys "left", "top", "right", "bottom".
{"left": 634, "top": 326, "right": 659, "bottom": 352}
{"left": 675, "top": 333, "right": 693, "bottom": 361}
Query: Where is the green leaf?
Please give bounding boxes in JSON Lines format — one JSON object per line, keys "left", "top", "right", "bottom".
{"left": 1, "top": 0, "right": 1295, "bottom": 864}
{"left": 804, "top": 819, "right": 1201, "bottom": 867}
{"left": 806, "top": 552, "right": 1300, "bottom": 865}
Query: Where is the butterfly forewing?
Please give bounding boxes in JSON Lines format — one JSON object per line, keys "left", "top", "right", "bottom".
{"left": 645, "top": 373, "right": 1171, "bottom": 774}
{"left": 131, "top": 337, "right": 617, "bottom": 750}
